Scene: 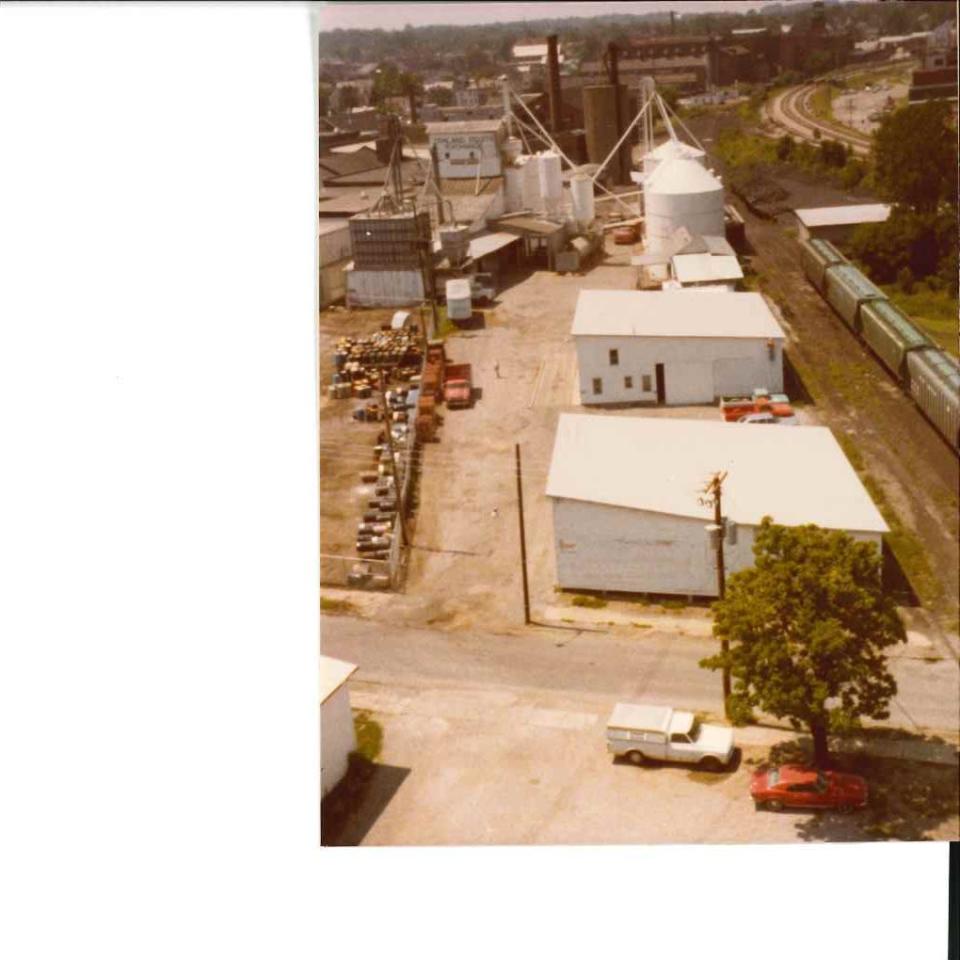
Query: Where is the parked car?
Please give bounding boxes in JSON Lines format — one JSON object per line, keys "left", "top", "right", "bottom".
{"left": 750, "top": 764, "right": 868, "bottom": 813}
{"left": 737, "top": 412, "right": 778, "bottom": 424}
{"left": 606, "top": 703, "right": 735, "bottom": 771}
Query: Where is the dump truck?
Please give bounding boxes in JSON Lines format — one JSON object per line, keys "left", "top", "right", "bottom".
{"left": 443, "top": 363, "right": 474, "bottom": 409}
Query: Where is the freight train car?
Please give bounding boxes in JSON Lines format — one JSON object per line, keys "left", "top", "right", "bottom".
{"left": 799, "top": 237, "right": 960, "bottom": 452}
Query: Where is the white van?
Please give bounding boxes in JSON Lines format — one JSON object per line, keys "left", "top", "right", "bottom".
{"left": 606, "top": 703, "right": 735, "bottom": 771}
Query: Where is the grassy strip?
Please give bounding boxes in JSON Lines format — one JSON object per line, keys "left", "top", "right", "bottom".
{"left": 321, "top": 596, "right": 356, "bottom": 615}
{"left": 809, "top": 84, "right": 834, "bottom": 122}
{"left": 572, "top": 594, "right": 607, "bottom": 609}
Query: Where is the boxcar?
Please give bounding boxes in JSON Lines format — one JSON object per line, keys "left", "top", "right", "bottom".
{"left": 905, "top": 348, "right": 960, "bottom": 451}
{"left": 824, "top": 263, "right": 887, "bottom": 332}
{"left": 860, "top": 299, "right": 935, "bottom": 382}
{"left": 800, "top": 238, "right": 847, "bottom": 294}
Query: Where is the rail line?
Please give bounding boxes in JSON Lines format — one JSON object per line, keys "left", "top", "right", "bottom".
{"left": 768, "top": 82, "right": 872, "bottom": 156}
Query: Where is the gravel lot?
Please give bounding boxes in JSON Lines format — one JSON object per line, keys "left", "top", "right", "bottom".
{"left": 323, "top": 676, "right": 959, "bottom": 846}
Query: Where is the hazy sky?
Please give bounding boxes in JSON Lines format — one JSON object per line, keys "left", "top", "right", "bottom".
{"left": 315, "top": 1, "right": 829, "bottom": 33}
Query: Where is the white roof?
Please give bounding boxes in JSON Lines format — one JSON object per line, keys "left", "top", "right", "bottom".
{"left": 469, "top": 231, "right": 522, "bottom": 260}
{"left": 795, "top": 204, "right": 892, "bottom": 228}
{"left": 546, "top": 415, "right": 889, "bottom": 534}
{"left": 608, "top": 703, "right": 672, "bottom": 733}
{"left": 571, "top": 290, "right": 784, "bottom": 340}
{"left": 672, "top": 253, "right": 744, "bottom": 284}
{"left": 446, "top": 278, "right": 471, "bottom": 299}
{"left": 646, "top": 139, "right": 706, "bottom": 162}
{"left": 646, "top": 158, "right": 722, "bottom": 195}
{"left": 320, "top": 655, "right": 358, "bottom": 704}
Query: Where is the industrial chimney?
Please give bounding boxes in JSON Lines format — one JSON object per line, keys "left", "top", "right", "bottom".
{"left": 547, "top": 34, "right": 563, "bottom": 133}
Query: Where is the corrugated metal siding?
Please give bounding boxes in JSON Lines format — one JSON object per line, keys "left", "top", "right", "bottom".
{"left": 906, "top": 349, "right": 960, "bottom": 448}
{"left": 860, "top": 299, "right": 934, "bottom": 379}
{"left": 825, "top": 263, "right": 886, "bottom": 331}
{"left": 345, "top": 268, "right": 425, "bottom": 307}
{"left": 801, "top": 238, "right": 846, "bottom": 293}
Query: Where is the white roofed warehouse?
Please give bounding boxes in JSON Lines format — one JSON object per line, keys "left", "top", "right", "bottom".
{"left": 545, "top": 415, "right": 888, "bottom": 598}
{"left": 793, "top": 204, "right": 892, "bottom": 244}
{"left": 572, "top": 290, "right": 785, "bottom": 406}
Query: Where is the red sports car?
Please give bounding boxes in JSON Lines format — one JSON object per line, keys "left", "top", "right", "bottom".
{"left": 751, "top": 764, "right": 868, "bottom": 813}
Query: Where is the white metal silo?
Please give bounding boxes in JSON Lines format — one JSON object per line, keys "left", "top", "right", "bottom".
{"left": 504, "top": 163, "right": 524, "bottom": 211}
{"left": 643, "top": 158, "right": 724, "bottom": 253}
{"left": 538, "top": 151, "right": 563, "bottom": 217}
{"left": 641, "top": 138, "right": 707, "bottom": 180}
{"left": 520, "top": 154, "right": 541, "bottom": 212}
{"left": 570, "top": 174, "right": 595, "bottom": 227}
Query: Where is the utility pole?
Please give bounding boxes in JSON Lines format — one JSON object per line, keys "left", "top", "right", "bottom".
{"left": 515, "top": 443, "right": 531, "bottom": 625}
{"left": 378, "top": 371, "right": 411, "bottom": 547}
{"left": 700, "top": 471, "right": 731, "bottom": 713}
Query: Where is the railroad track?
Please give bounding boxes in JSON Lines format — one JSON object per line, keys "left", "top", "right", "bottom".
{"left": 769, "top": 82, "right": 872, "bottom": 156}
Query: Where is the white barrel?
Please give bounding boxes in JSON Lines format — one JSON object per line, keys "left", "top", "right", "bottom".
{"left": 570, "top": 174, "right": 595, "bottom": 226}
{"left": 538, "top": 150, "right": 563, "bottom": 217}
{"left": 643, "top": 158, "right": 724, "bottom": 253}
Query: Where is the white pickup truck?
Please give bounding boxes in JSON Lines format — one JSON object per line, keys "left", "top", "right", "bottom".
{"left": 606, "top": 703, "right": 735, "bottom": 772}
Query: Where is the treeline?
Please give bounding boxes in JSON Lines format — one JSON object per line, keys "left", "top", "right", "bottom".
{"left": 318, "top": 1, "right": 955, "bottom": 68}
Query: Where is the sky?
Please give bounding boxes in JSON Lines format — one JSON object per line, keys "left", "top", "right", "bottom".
{"left": 314, "top": 1, "right": 825, "bottom": 33}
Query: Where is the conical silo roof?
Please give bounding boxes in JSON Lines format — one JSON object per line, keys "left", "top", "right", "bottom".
{"left": 645, "top": 158, "right": 721, "bottom": 195}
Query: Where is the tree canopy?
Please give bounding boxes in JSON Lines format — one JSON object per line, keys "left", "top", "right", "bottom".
{"left": 872, "top": 101, "right": 958, "bottom": 215}
{"left": 700, "top": 519, "right": 905, "bottom": 767}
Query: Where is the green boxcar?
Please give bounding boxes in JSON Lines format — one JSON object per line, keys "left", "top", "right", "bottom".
{"left": 824, "top": 263, "right": 886, "bottom": 332}
{"left": 800, "top": 238, "right": 847, "bottom": 294}
{"left": 906, "top": 349, "right": 960, "bottom": 451}
{"left": 859, "top": 299, "right": 935, "bottom": 381}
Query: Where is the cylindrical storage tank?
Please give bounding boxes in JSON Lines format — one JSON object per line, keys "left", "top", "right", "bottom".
{"left": 570, "top": 174, "right": 595, "bottom": 227}
{"left": 504, "top": 165, "right": 523, "bottom": 211}
{"left": 538, "top": 151, "right": 563, "bottom": 217}
{"left": 439, "top": 225, "right": 469, "bottom": 267}
{"left": 520, "top": 155, "right": 541, "bottom": 212}
{"left": 641, "top": 138, "right": 706, "bottom": 180}
{"left": 643, "top": 158, "right": 725, "bottom": 253}
{"left": 504, "top": 137, "right": 523, "bottom": 163}
{"left": 582, "top": 85, "right": 631, "bottom": 185}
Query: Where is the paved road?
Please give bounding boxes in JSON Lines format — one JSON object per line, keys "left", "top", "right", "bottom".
{"left": 322, "top": 615, "right": 960, "bottom": 735}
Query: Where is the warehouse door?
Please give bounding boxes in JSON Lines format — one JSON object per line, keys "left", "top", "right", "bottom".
{"left": 655, "top": 363, "right": 666, "bottom": 404}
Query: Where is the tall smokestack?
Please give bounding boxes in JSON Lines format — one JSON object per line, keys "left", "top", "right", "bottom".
{"left": 547, "top": 34, "right": 562, "bottom": 133}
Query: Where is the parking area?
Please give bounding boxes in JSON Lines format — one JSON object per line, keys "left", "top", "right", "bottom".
{"left": 326, "top": 677, "right": 959, "bottom": 846}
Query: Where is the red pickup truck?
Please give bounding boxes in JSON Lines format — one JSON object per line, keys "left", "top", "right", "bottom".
{"left": 443, "top": 363, "right": 474, "bottom": 409}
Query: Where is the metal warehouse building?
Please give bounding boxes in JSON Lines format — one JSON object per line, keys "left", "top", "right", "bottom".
{"left": 794, "top": 204, "right": 891, "bottom": 244}
{"left": 572, "top": 290, "right": 785, "bottom": 405}
{"left": 546, "top": 415, "right": 888, "bottom": 598}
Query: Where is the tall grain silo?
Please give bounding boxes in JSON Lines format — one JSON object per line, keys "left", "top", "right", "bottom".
{"left": 570, "top": 174, "right": 595, "bottom": 227}
{"left": 583, "top": 85, "right": 631, "bottom": 186}
{"left": 538, "top": 151, "right": 563, "bottom": 217}
{"left": 641, "top": 139, "right": 707, "bottom": 180}
{"left": 643, "top": 159, "right": 724, "bottom": 252}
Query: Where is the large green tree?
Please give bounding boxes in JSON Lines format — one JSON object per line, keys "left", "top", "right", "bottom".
{"left": 872, "top": 101, "right": 958, "bottom": 214}
{"left": 700, "top": 519, "right": 905, "bottom": 767}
